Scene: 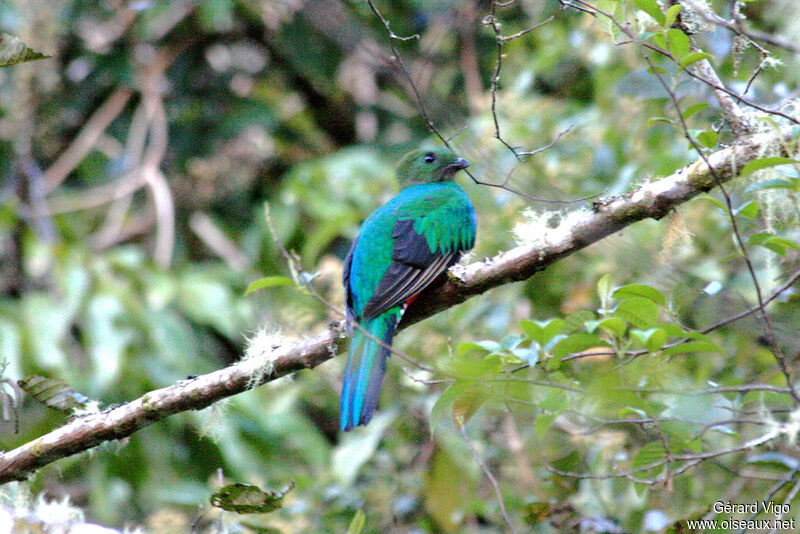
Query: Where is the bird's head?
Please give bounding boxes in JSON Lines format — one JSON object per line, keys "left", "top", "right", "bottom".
{"left": 396, "top": 147, "right": 470, "bottom": 187}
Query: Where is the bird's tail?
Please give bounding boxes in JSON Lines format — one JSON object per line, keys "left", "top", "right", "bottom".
{"left": 340, "top": 312, "right": 399, "bottom": 431}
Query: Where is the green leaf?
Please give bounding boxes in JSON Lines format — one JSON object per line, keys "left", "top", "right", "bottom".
{"left": 711, "top": 425, "right": 739, "bottom": 438}
{"left": 539, "top": 388, "right": 567, "bottom": 413}
{"left": 632, "top": 442, "right": 666, "bottom": 473}
{"left": 662, "top": 340, "right": 722, "bottom": 357}
{"left": 564, "top": 310, "right": 597, "bottom": 333}
{"left": 431, "top": 382, "right": 470, "bottom": 431}
{"left": 521, "top": 318, "right": 564, "bottom": 345}
{"left": 551, "top": 333, "right": 611, "bottom": 359}
{"left": 663, "top": 4, "right": 681, "bottom": 27}
{"left": 597, "top": 273, "right": 613, "bottom": 309}
{"left": 456, "top": 340, "right": 501, "bottom": 356}
{"left": 615, "top": 298, "right": 660, "bottom": 328}
{"left": 696, "top": 195, "right": 727, "bottom": 212}
{"left": 740, "top": 157, "right": 799, "bottom": 177}
{"left": 634, "top": 0, "right": 665, "bottom": 25}
{"left": 747, "top": 232, "right": 771, "bottom": 245}
{"left": 210, "top": 481, "right": 294, "bottom": 514}
{"left": 747, "top": 452, "right": 800, "bottom": 470}
{"left": 680, "top": 51, "right": 712, "bottom": 68}
{"left": 613, "top": 284, "right": 666, "bottom": 306}
{"left": 667, "top": 29, "right": 690, "bottom": 58}
{"left": 348, "top": 510, "right": 366, "bottom": 534}
{"left": 631, "top": 328, "right": 667, "bottom": 352}
{"left": 744, "top": 178, "right": 797, "bottom": 193}
{"left": 544, "top": 334, "right": 568, "bottom": 354}
{"left": 17, "top": 375, "right": 90, "bottom": 412}
{"left": 768, "top": 237, "right": 800, "bottom": 252}
{"left": 452, "top": 386, "right": 489, "bottom": 427}
{"left": 244, "top": 276, "right": 295, "bottom": 296}
{"left": 697, "top": 130, "right": 718, "bottom": 148}
{"left": 647, "top": 116, "right": 674, "bottom": 127}
{"left": 540, "top": 319, "right": 564, "bottom": 342}
{"left": 686, "top": 438, "right": 703, "bottom": 453}
{"left": 545, "top": 356, "right": 562, "bottom": 371}
{"left": 594, "top": 0, "right": 624, "bottom": 40}
{"left": 753, "top": 235, "right": 800, "bottom": 256}
{"left": 0, "top": 33, "right": 50, "bottom": 67}
{"left": 659, "top": 323, "right": 689, "bottom": 337}
{"left": 445, "top": 350, "right": 502, "bottom": 380}
{"left": 534, "top": 413, "right": 557, "bottom": 438}
{"left": 595, "top": 317, "right": 628, "bottom": 338}
{"left": 734, "top": 200, "right": 759, "bottom": 219}
{"left": 619, "top": 406, "right": 647, "bottom": 418}
{"left": 683, "top": 102, "right": 708, "bottom": 120}
{"left": 741, "top": 390, "right": 795, "bottom": 407}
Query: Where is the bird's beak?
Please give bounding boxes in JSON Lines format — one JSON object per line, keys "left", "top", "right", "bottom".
{"left": 448, "top": 158, "right": 470, "bottom": 171}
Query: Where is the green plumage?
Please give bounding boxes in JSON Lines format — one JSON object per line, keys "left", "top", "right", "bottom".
{"left": 341, "top": 148, "right": 477, "bottom": 431}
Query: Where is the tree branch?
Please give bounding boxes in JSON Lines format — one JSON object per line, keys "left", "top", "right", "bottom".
{"left": 43, "top": 88, "right": 133, "bottom": 193}
{"left": 0, "top": 127, "right": 796, "bottom": 484}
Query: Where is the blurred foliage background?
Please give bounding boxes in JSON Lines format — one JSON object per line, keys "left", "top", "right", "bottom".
{"left": 1, "top": 0, "right": 800, "bottom": 532}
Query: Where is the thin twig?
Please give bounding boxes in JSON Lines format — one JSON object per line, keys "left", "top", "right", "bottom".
{"left": 368, "top": 0, "right": 582, "bottom": 204}
{"left": 644, "top": 54, "right": 800, "bottom": 405}
{"left": 740, "top": 467, "right": 800, "bottom": 534}
{"left": 568, "top": 0, "right": 800, "bottom": 125}
{"left": 459, "top": 424, "right": 518, "bottom": 534}
{"left": 680, "top": 0, "right": 800, "bottom": 54}
{"left": 558, "top": 267, "right": 800, "bottom": 364}
{"left": 485, "top": 6, "right": 555, "bottom": 159}
{"left": 772, "top": 476, "right": 800, "bottom": 533}
{"left": 365, "top": 0, "right": 437, "bottom": 135}
{"left": 543, "top": 428, "right": 780, "bottom": 485}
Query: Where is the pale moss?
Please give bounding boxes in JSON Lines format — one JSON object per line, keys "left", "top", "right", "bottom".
{"left": 33, "top": 494, "right": 84, "bottom": 526}
{"left": 72, "top": 399, "right": 102, "bottom": 417}
{"left": 760, "top": 56, "right": 784, "bottom": 71}
{"left": 447, "top": 252, "right": 475, "bottom": 282}
{"left": 741, "top": 113, "right": 800, "bottom": 290}
{"left": 657, "top": 211, "right": 695, "bottom": 265}
{"left": 242, "top": 327, "right": 285, "bottom": 390}
{"left": 512, "top": 207, "right": 592, "bottom": 249}
{"left": 0, "top": 483, "right": 139, "bottom": 533}
{"left": 785, "top": 406, "right": 800, "bottom": 446}
{"left": 676, "top": 0, "right": 712, "bottom": 34}
{"left": 197, "top": 398, "right": 231, "bottom": 443}
{"left": 748, "top": 110, "right": 800, "bottom": 232}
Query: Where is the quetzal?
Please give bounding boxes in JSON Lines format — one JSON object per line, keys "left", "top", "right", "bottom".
{"left": 340, "top": 147, "right": 476, "bottom": 431}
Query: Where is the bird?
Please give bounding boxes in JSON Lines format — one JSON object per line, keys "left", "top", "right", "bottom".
{"left": 340, "top": 147, "right": 476, "bottom": 431}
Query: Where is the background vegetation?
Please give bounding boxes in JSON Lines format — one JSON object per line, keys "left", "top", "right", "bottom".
{"left": 1, "top": 0, "right": 799, "bottom": 532}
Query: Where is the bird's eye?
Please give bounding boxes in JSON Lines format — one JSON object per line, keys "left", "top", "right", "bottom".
{"left": 423, "top": 153, "right": 436, "bottom": 163}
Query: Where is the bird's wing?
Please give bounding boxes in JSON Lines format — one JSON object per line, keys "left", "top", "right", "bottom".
{"left": 342, "top": 238, "right": 357, "bottom": 323}
{"left": 361, "top": 205, "right": 473, "bottom": 319}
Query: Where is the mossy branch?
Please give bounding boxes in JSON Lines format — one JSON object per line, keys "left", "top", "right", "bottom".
{"left": 0, "top": 127, "right": 796, "bottom": 484}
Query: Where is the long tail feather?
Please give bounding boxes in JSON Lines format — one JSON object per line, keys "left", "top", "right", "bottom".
{"left": 340, "top": 312, "right": 399, "bottom": 431}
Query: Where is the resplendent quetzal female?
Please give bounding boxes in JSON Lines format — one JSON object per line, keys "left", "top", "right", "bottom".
{"left": 341, "top": 147, "right": 476, "bottom": 431}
